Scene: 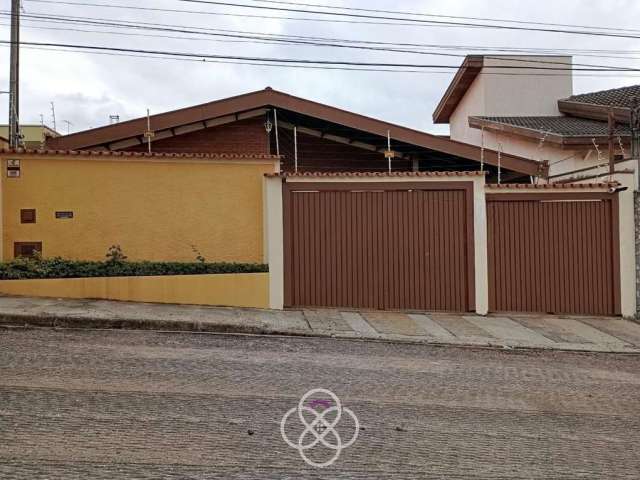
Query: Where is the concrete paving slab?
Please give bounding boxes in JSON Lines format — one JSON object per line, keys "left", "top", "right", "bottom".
{"left": 408, "top": 314, "right": 456, "bottom": 339}
{"left": 465, "top": 316, "right": 556, "bottom": 345}
{"left": 362, "top": 311, "right": 422, "bottom": 336}
{"left": 578, "top": 318, "right": 640, "bottom": 347}
{"left": 551, "top": 318, "right": 632, "bottom": 347}
{"left": 429, "top": 314, "right": 495, "bottom": 339}
{"left": 340, "top": 311, "right": 379, "bottom": 336}
{"left": 512, "top": 316, "right": 593, "bottom": 344}
{"left": 246, "top": 310, "right": 309, "bottom": 332}
{"left": 304, "top": 309, "right": 354, "bottom": 332}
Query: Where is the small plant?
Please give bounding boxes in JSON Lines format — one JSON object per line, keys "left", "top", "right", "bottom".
{"left": 105, "top": 244, "right": 128, "bottom": 263}
{"left": 191, "top": 245, "right": 206, "bottom": 264}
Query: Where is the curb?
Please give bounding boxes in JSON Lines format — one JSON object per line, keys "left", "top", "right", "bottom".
{"left": 0, "top": 312, "right": 286, "bottom": 336}
{"left": 1, "top": 312, "right": 639, "bottom": 355}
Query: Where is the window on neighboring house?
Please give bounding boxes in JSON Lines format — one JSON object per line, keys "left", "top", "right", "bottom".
{"left": 14, "top": 242, "right": 42, "bottom": 258}
{"left": 20, "top": 209, "right": 36, "bottom": 224}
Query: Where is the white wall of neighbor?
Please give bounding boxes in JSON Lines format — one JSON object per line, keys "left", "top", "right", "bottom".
{"left": 447, "top": 55, "right": 637, "bottom": 182}
{"left": 449, "top": 55, "right": 573, "bottom": 147}
{"left": 445, "top": 55, "right": 628, "bottom": 182}
{"left": 473, "top": 129, "right": 636, "bottom": 181}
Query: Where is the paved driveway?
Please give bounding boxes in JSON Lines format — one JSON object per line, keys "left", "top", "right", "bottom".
{"left": 1, "top": 329, "right": 639, "bottom": 479}
{"left": 307, "top": 310, "right": 640, "bottom": 352}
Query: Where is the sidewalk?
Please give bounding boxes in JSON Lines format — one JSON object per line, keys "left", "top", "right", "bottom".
{"left": 1, "top": 295, "right": 640, "bottom": 353}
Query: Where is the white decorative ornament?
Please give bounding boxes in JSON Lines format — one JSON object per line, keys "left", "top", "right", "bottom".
{"left": 280, "top": 388, "right": 359, "bottom": 468}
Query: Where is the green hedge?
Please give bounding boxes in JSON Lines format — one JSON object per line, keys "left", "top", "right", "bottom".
{"left": 0, "top": 257, "right": 268, "bottom": 280}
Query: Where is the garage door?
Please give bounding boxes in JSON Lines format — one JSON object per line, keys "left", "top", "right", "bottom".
{"left": 487, "top": 193, "right": 620, "bottom": 315}
{"left": 283, "top": 181, "right": 475, "bottom": 311}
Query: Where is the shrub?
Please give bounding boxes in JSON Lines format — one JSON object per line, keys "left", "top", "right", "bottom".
{"left": 105, "top": 245, "right": 127, "bottom": 263}
{"left": 0, "top": 257, "right": 268, "bottom": 280}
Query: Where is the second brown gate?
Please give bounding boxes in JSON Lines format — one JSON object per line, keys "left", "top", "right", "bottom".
{"left": 283, "top": 181, "right": 475, "bottom": 311}
{"left": 487, "top": 192, "right": 621, "bottom": 315}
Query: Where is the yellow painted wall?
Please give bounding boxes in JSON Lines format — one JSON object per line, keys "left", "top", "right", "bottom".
{"left": 0, "top": 272, "right": 269, "bottom": 308}
{"left": 1, "top": 155, "right": 276, "bottom": 262}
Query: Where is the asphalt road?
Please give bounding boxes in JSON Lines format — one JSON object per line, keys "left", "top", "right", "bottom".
{"left": 1, "top": 328, "right": 639, "bottom": 479}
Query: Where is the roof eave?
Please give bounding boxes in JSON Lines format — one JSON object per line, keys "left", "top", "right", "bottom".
{"left": 47, "top": 86, "right": 544, "bottom": 177}
{"left": 469, "top": 116, "right": 630, "bottom": 146}
{"left": 432, "top": 56, "right": 484, "bottom": 124}
{"left": 557, "top": 100, "right": 630, "bottom": 123}
{"left": 469, "top": 117, "right": 565, "bottom": 144}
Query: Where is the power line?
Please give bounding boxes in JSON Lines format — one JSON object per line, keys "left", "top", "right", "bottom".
{"left": 7, "top": 44, "right": 640, "bottom": 78}
{"left": 7, "top": 14, "right": 640, "bottom": 62}
{"left": 2, "top": 11, "right": 637, "bottom": 71}
{"left": 4, "top": 39, "right": 640, "bottom": 72}
{"left": 178, "top": 0, "right": 640, "bottom": 40}
{"left": 22, "top": 0, "right": 473, "bottom": 28}
{"left": 9, "top": 21, "right": 640, "bottom": 62}
{"left": 245, "top": 0, "right": 640, "bottom": 35}
{"left": 25, "top": 0, "right": 640, "bottom": 40}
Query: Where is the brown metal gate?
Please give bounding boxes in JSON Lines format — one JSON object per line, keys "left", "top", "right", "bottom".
{"left": 487, "top": 193, "right": 620, "bottom": 315}
{"left": 283, "top": 181, "right": 474, "bottom": 311}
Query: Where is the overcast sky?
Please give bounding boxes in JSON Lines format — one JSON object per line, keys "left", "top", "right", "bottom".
{"left": 1, "top": 0, "right": 639, "bottom": 135}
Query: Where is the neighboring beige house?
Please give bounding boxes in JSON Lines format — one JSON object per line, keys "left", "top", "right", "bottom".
{"left": 0, "top": 124, "right": 59, "bottom": 149}
{"left": 433, "top": 55, "right": 636, "bottom": 185}
{"left": 0, "top": 135, "right": 8, "bottom": 149}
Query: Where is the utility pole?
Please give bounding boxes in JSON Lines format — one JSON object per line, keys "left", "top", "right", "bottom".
{"left": 8, "top": 0, "right": 20, "bottom": 148}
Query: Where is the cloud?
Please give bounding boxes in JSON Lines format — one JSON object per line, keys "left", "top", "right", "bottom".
{"left": 1, "top": 0, "right": 638, "bottom": 135}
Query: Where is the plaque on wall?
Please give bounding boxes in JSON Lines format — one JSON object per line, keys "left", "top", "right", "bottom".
{"left": 55, "top": 211, "right": 74, "bottom": 219}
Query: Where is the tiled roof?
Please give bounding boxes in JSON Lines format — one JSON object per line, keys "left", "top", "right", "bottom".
{"left": 265, "top": 171, "right": 486, "bottom": 178}
{"left": 563, "top": 84, "right": 640, "bottom": 108}
{"left": 0, "top": 148, "right": 279, "bottom": 160}
{"left": 472, "top": 116, "right": 630, "bottom": 137}
{"left": 486, "top": 182, "right": 617, "bottom": 189}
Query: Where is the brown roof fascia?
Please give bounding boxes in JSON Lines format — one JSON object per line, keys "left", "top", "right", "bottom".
{"left": 468, "top": 116, "right": 627, "bottom": 147}
{"left": 432, "top": 55, "right": 484, "bottom": 124}
{"left": 266, "top": 89, "right": 543, "bottom": 176}
{"left": 468, "top": 117, "right": 565, "bottom": 144}
{"left": 46, "top": 88, "right": 277, "bottom": 150}
{"left": 47, "top": 87, "right": 543, "bottom": 177}
{"left": 557, "top": 100, "right": 630, "bottom": 123}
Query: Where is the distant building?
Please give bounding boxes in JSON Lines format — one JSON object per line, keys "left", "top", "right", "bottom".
{"left": 0, "top": 135, "right": 8, "bottom": 149}
{"left": 0, "top": 124, "right": 60, "bottom": 149}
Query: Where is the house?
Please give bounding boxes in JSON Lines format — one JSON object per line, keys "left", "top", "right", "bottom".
{"left": 0, "top": 83, "right": 634, "bottom": 317}
{"left": 432, "top": 55, "right": 637, "bottom": 185}
{"left": 45, "top": 87, "right": 543, "bottom": 182}
{"left": 0, "top": 135, "right": 8, "bottom": 149}
{"left": 0, "top": 124, "right": 59, "bottom": 149}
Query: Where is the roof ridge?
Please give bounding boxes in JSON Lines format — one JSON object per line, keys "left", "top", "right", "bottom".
{"left": 565, "top": 83, "right": 640, "bottom": 101}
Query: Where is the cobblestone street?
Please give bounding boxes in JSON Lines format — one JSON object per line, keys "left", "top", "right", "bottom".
{"left": 1, "top": 328, "right": 639, "bottom": 479}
